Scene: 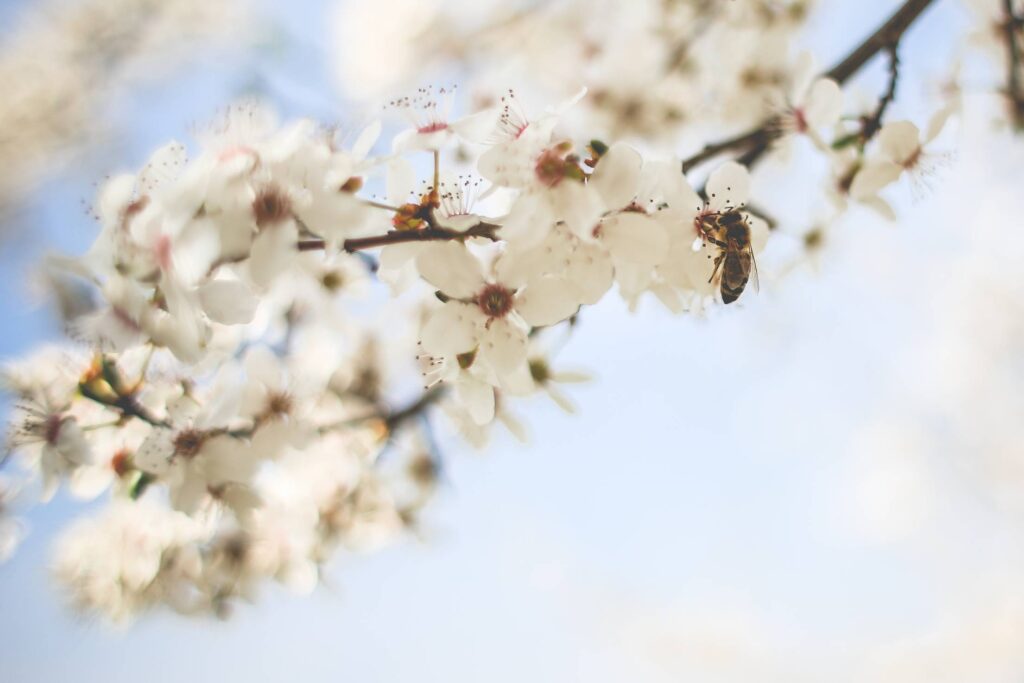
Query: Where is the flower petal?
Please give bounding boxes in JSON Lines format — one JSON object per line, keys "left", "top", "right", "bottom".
{"left": 553, "top": 181, "right": 604, "bottom": 241}
{"left": 479, "top": 318, "right": 528, "bottom": 373}
{"left": 243, "top": 345, "right": 283, "bottom": 388}
{"left": 878, "top": 120, "right": 921, "bottom": 165}
{"left": 450, "top": 108, "right": 501, "bottom": 143}
{"left": 456, "top": 375, "right": 495, "bottom": 425}
{"left": 249, "top": 221, "right": 298, "bottom": 288}
{"left": 198, "top": 279, "right": 257, "bottom": 325}
{"left": 415, "top": 242, "right": 485, "bottom": 298}
{"left": 804, "top": 78, "right": 843, "bottom": 128}
{"left": 849, "top": 160, "right": 902, "bottom": 200}
{"left": 601, "top": 213, "right": 669, "bottom": 267}
{"left": 500, "top": 192, "right": 556, "bottom": 249}
{"left": 420, "top": 303, "right": 482, "bottom": 355}
{"left": 925, "top": 106, "right": 953, "bottom": 143}
{"left": 515, "top": 276, "right": 579, "bottom": 327}
{"left": 705, "top": 161, "right": 750, "bottom": 211}
{"left": 590, "top": 142, "right": 642, "bottom": 209}
{"left": 351, "top": 120, "right": 381, "bottom": 160}
{"left": 567, "top": 242, "right": 613, "bottom": 305}
{"left": 135, "top": 430, "right": 175, "bottom": 475}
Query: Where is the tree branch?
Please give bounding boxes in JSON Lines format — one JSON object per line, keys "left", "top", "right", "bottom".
{"left": 860, "top": 43, "right": 901, "bottom": 143}
{"left": 681, "top": 128, "right": 769, "bottom": 173}
{"left": 384, "top": 386, "right": 446, "bottom": 432}
{"left": 297, "top": 221, "right": 500, "bottom": 253}
{"left": 824, "top": 0, "right": 936, "bottom": 84}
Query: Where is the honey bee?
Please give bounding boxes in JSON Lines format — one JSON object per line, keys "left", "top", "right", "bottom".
{"left": 700, "top": 209, "right": 759, "bottom": 305}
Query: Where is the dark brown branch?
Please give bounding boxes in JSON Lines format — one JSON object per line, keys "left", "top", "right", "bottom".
{"left": 860, "top": 44, "right": 901, "bottom": 142}
{"left": 681, "top": 0, "right": 939, "bottom": 174}
{"left": 297, "top": 222, "right": 500, "bottom": 253}
{"left": 79, "top": 389, "right": 169, "bottom": 428}
{"left": 681, "top": 129, "right": 769, "bottom": 173}
{"left": 385, "top": 386, "right": 446, "bottom": 432}
{"left": 1003, "top": 0, "right": 1024, "bottom": 128}
{"left": 824, "top": 0, "right": 936, "bottom": 84}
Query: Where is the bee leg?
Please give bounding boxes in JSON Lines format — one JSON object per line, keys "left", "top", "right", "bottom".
{"left": 708, "top": 253, "right": 725, "bottom": 284}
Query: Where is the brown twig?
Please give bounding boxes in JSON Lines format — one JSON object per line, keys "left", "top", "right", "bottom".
{"left": 860, "top": 43, "right": 901, "bottom": 143}
{"left": 681, "top": 128, "right": 770, "bottom": 173}
{"left": 680, "top": 0, "right": 939, "bottom": 173}
{"left": 385, "top": 386, "right": 446, "bottom": 432}
{"left": 297, "top": 221, "right": 500, "bottom": 253}
{"left": 314, "top": 386, "right": 447, "bottom": 436}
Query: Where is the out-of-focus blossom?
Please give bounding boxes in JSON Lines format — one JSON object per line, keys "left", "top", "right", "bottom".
{"left": 0, "top": 0, "right": 248, "bottom": 223}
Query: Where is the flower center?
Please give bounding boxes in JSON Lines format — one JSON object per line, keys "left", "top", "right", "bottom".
{"left": 44, "top": 414, "right": 63, "bottom": 446}
{"left": 903, "top": 146, "right": 923, "bottom": 170}
{"left": 321, "top": 270, "right": 344, "bottom": 291}
{"left": 173, "top": 428, "right": 206, "bottom": 460}
{"left": 535, "top": 148, "right": 568, "bottom": 188}
{"left": 253, "top": 185, "right": 292, "bottom": 228}
{"left": 477, "top": 284, "right": 514, "bottom": 319}
{"left": 793, "top": 107, "right": 808, "bottom": 133}
{"left": 265, "top": 391, "right": 293, "bottom": 418}
{"left": 111, "top": 449, "right": 132, "bottom": 477}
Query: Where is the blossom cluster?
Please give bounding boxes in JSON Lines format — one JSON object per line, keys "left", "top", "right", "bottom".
{"left": 335, "top": 0, "right": 819, "bottom": 137}
{"left": 0, "top": 3, "right": 962, "bottom": 620}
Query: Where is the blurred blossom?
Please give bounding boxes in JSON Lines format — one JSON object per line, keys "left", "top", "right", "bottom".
{"left": 330, "top": 0, "right": 819, "bottom": 140}
{"left": 0, "top": 0, "right": 249, "bottom": 224}
{"left": 331, "top": 0, "right": 441, "bottom": 100}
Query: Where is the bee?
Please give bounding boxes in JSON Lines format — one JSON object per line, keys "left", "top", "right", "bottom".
{"left": 700, "top": 209, "right": 759, "bottom": 305}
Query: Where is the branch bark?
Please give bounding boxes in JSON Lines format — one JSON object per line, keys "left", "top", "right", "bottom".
{"left": 860, "top": 44, "right": 901, "bottom": 143}
{"left": 297, "top": 221, "right": 500, "bottom": 254}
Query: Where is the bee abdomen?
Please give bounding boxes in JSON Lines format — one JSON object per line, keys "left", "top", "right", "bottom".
{"left": 721, "top": 284, "right": 744, "bottom": 304}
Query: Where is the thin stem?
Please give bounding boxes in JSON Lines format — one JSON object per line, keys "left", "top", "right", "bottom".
{"left": 297, "top": 221, "right": 500, "bottom": 253}
{"left": 432, "top": 149, "right": 440, "bottom": 192}
{"left": 315, "top": 386, "right": 447, "bottom": 436}
{"left": 861, "top": 43, "right": 901, "bottom": 143}
{"left": 133, "top": 344, "right": 156, "bottom": 391}
{"left": 681, "top": 129, "right": 768, "bottom": 173}
{"left": 363, "top": 199, "right": 403, "bottom": 212}
{"left": 80, "top": 420, "right": 123, "bottom": 432}
{"left": 385, "top": 386, "right": 445, "bottom": 432}
{"left": 824, "top": 0, "right": 937, "bottom": 84}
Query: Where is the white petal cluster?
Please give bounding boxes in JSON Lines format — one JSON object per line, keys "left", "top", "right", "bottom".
{"left": 0, "top": 7, "right": 969, "bottom": 619}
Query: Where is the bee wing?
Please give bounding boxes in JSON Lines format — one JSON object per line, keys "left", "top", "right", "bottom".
{"left": 746, "top": 243, "right": 760, "bottom": 293}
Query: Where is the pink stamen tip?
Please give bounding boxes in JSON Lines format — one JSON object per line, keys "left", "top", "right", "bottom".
{"left": 155, "top": 235, "right": 173, "bottom": 271}
{"left": 418, "top": 122, "right": 449, "bottom": 134}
